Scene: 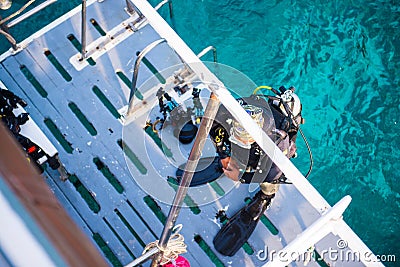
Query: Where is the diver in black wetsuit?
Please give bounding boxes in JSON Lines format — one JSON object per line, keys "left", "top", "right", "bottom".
{"left": 211, "top": 86, "right": 304, "bottom": 256}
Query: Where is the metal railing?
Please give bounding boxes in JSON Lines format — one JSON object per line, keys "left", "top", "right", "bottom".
{"left": 127, "top": 38, "right": 167, "bottom": 116}
{"left": 0, "top": 0, "right": 57, "bottom": 51}
{"left": 154, "top": 0, "right": 173, "bottom": 19}
{"left": 197, "top": 45, "right": 217, "bottom": 63}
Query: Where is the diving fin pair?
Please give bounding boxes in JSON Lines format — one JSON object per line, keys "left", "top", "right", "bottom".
{"left": 213, "top": 191, "right": 273, "bottom": 256}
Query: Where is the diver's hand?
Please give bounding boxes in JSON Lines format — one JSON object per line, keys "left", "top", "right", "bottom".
{"left": 220, "top": 156, "right": 230, "bottom": 169}
{"left": 223, "top": 158, "right": 240, "bottom": 182}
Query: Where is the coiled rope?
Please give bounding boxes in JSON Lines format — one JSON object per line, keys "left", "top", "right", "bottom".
{"left": 143, "top": 224, "right": 187, "bottom": 265}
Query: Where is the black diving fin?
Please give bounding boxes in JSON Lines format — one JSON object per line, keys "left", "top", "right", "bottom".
{"left": 213, "top": 191, "right": 272, "bottom": 256}
{"left": 176, "top": 156, "right": 223, "bottom": 187}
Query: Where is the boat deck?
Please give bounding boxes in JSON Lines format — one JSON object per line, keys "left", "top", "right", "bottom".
{"left": 0, "top": 1, "right": 369, "bottom": 266}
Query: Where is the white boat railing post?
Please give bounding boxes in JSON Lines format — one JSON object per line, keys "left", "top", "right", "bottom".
{"left": 197, "top": 46, "right": 217, "bottom": 63}
{"left": 263, "top": 196, "right": 352, "bottom": 267}
{"left": 154, "top": 0, "right": 173, "bottom": 19}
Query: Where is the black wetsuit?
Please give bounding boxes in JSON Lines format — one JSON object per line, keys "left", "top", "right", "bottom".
{"left": 210, "top": 95, "right": 297, "bottom": 184}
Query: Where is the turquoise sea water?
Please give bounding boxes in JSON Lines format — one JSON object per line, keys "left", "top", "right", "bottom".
{"left": 1, "top": 0, "right": 399, "bottom": 265}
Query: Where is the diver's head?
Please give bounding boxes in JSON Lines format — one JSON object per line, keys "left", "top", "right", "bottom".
{"left": 229, "top": 104, "right": 264, "bottom": 149}
{"left": 274, "top": 87, "right": 303, "bottom": 126}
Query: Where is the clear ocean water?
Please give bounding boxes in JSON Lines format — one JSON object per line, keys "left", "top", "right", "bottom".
{"left": 1, "top": 0, "right": 399, "bottom": 265}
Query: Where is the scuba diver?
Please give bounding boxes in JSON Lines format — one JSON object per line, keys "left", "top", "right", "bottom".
{"left": 211, "top": 85, "right": 305, "bottom": 256}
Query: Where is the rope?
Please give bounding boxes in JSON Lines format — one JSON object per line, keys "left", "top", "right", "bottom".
{"left": 143, "top": 224, "right": 187, "bottom": 265}
{"left": 0, "top": 0, "right": 36, "bottom": 25}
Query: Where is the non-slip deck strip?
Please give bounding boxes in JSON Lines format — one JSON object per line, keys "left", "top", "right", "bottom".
{"left": 144, "top": 126, "right": 173, "bottom": 158}
{"left": 68, "top": 102, "right": 98, "bottom": 136}
{"left": 67, "top": 34, "right": 96, "bottom": 66}
{"left": 126, "top": 200, "right": 159, "bottom": 239}
{"left": 114, "top": 209, "right": 146, "bottom": 248}
{"left": 44, "top": 118, "right": 73, "bottom": 153}
{"left": 167, "top": 177, "right": 201, "bottom": 215}
{"left": 194, "top": 235, "right": 225, "bottom": 267}
{"left": 68, "top": 174, "right": 100, "bottom": 213}
{"left": 116, "top": 70, "right": 143, "bottom": 100}
{"left": 93, "top": 157, "right": 124, "bottom": 194}
{"left": 143, "top": 195, "right": 166, "bottom": 224}
{"left": 90, "top": 18, "right": 107, "bottom": 36}
{"left": 209, "top": 181, "right": 225, "bottom": 196}
{"left": 92, "top": 86, "right": 121, "bottom": 119}
{"left": 117, "top": 139, "right": 147, "bottom": 174}
{"left": 44, "top": 49, "right": 72, "bottom": 82}
{"left": 19, "top": 65, "right": 48, "bottom": 98}
{"left": 93, "top": 233, "right": 123, "bottom": 267}
{"left": 136, "top": 51, "right": 166, "bottom": 84}
{"left": 103, "top": 218, "right": 136, "bottom": 259}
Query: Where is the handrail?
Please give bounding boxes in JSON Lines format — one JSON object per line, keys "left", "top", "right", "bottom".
{"left": 1, "top": 0, "right": 35, "bottom": 25}
{"left": 0, "top": 0, "right": 57, "bottom": 51}
{"left": 263, "top": 196, "right": 352, "bottom": 267}
{"left": 197, "top": 45, "right": 217, "bottom": 63}
{"left": 154, "top": 0, "right": 173, "bottom": 19}
{"left": 127, "top": 38, "right": 167, "bottom": 116}
{"left": 7, "top": 0, "right": 57, "bottom": 28}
